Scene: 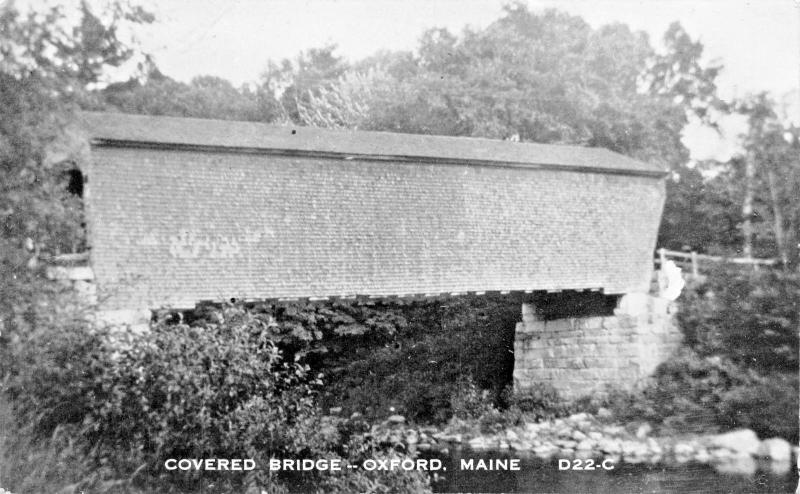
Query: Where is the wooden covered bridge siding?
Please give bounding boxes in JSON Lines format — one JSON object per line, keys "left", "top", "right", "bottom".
{"left": 79, "top": 112, "right": 674, "bottom": 397}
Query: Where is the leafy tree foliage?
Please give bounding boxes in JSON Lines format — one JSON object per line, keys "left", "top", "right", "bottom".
{"left": 0, "top": 0, "right": 152, "bottom": 346}
{"left": 100, "top": 71, "right": 277, "bottom": 121}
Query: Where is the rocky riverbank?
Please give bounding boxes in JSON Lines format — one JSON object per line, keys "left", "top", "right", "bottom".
{"left": 374, "top": 412, "right": 796, "bottom": 476}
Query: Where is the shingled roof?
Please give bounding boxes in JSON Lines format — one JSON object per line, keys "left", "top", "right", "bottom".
{"left": 79, "top": 111, "right": 665, "bottom": 177}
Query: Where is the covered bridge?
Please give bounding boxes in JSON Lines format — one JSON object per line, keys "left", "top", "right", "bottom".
{"left": 76, "top": 111, "right": 679, "bottom": 397}
{"left": 79, "top": 111, "right": 665, "bottom": 308}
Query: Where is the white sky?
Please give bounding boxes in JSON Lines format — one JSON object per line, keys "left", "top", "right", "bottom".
{"left": 17, "top": 0, "right": 800, "bottom": 160}
{"left": 139, "top": 0, "right": 799, "bottom": 101}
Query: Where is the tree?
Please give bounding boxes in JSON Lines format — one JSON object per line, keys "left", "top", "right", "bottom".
{"left": 734, "top": 93, "right": 800, "bottom": 266}
{"left": 294, "top": 5, "right": 711, "bottom": 177}
{"left": 260, "top": 44, "right": 350, "bottom": 123}
{"left": 101, "top": 71, "right": 279, "bottom": 122}
{"left": 0, "top": 0, "right": 152, "bottom": 341}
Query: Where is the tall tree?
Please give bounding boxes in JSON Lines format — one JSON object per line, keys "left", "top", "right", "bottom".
{"left": 734, "top": 93, "right": 800, "bottom": 266}
{"left": 0, "top": 0, "right": 152, "bottom": 339}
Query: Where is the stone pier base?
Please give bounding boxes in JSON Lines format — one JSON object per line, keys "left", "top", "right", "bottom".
{"left": 513, "top": 293, "right": 682, "bottom": 400}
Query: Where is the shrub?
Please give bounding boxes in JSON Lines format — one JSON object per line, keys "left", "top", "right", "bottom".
{"left": 607, "top": 349, "right": 799, "bottom": 442}
{"left": 678, "top": 265, "right": 799, "bottom": 372}
{"left": 507, "top": 383, "right": 574, "bottom": 421}
{"left": 450, "top": 378, "right": 495, "bottom": 421}
{"left": 2, "top": 303, "right": 432, "bottom": 493}
{"left": 604, "top": 267, "right": 799, "bottom": 442}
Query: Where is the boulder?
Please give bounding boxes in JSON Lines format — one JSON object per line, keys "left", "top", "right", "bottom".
{"left": 598, "top": 438, "right": 621, "bottom": 455}
{"left": 533, "top": 442, "right": 559, "bottom": 459}
{"left": 386, "top": 414, "right": 406, "bottom": 425}
{"left": 434, "top": 433, "right": 462, "bottom": 443}
{"left": 758, "top": 437, "right": 792, "bottom": 463}
{"left": 714, "top": 454, "right": 757, "bottom": 476}
{"left": 673, "top": 442, "right": 694, "bottom": 463}
{"left": 510, "top": 441, "right": 532, "bottom": 451}
{"left": 572, "top": 430, "right": 587, "bottom": 441}
{"left": 596, "top": 407, "right": 613, "bottom": 420}
{"left": 708, "top": 429, "right": 761, "bottom": 457}
{"left": 469, "top": 436, "right": 493, "bottom": 450}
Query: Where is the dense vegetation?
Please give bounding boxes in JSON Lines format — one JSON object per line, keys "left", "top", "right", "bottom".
{"left": 1, "top": 1, "right": 799, "bottom": 493}
{"left": 607, "top": 266, "right": 799, "bottom": 442}
{"left": 1, "top": 300, "right": 432, "bottom": 493}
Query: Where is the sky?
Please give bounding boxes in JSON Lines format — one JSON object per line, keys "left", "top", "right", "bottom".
{"left": 137, "top": 0, "right": 799, "bottom": 104}
{"left": 17, "top": 0, "right": 800, "bottom": 160}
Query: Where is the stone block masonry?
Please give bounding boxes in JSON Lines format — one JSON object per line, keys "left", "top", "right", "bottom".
{"left": 513, "top": 293, "right": 682, "bottom": 399}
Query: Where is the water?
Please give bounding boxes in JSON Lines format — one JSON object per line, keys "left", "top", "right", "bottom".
{"left": 429, "top": 450, "right": 798, "bottom": 493}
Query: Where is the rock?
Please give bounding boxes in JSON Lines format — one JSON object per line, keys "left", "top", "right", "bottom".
{"left": 758, "top": 437, "right": 791, "bottom": 462}
{"left": 597, "top": 407, "right": 613, "bottom": 420}
{"left": 510, "top": 441, "right": 532, "bottom": 451}
{"left": 576, "top": 439, "right": 594, "bottom": 451}
{"left": 694, "top": 448, "right": 711, "bottom": 463}
{"left": 556, "top": 427, "right": 572, "bottom": 439}
{"left": 406, "top": 430, "right": 419, "bottom": 445}
{"left": 435, "top": 433, "right": 462, "bottom": 443}
{"left": 598, "top": 438, "right": 621, "bottom": 455}
{"left": 636, "top": 423, "right": 652, "bottom": 439}
{"left": 714, "top": 454, "right": 756, "bottom": 476}
{"left": 525, "top": 423, "right": 541, "bottom": 434}
{"left": 555, "top": 439, "right": 578, "bottom": 449}
{"left": 560, "top": 447, "right": 575, "bottom": 457}
{"left": 569, "top": 413, "right": 590, "bottom": 423}
{"left": 350, "top": 412, "right": 362, "bottom": 420}
{"left": 602, "top": 425, "right": 625, "bottom": 436}
{"left": 588, "top": 431, "right": 603, "bottom": 441}
{"left": 572, "top": 430, "right": 587, "bottom": 441}
{"left": 387, "top": 414, "right": 406, "bottom": 425}
{"left": 533, "top": 442, "right": 559, "bottom": 459}
{"left": 708, "top": 429, "right": 760, "bottom": 457}
{"left": 469, "top": 436, "right": 492, "bottom": 450}
{"left": 674, "top": 442, "right": 694, "bottom": 463}
{"left": 767, "top": 459, "right": 791, "bottom": 475}
{"left": 622, "top": 441, "right": 649, "bottom": 464}
{"left": 506, "top": 429, "right": 519, "bottom": 441}
{"left": 711, "top": 448, "right": 733, "bottom": 461}
{"left": 329, "top": 407, "right": 342, "bottom": 415}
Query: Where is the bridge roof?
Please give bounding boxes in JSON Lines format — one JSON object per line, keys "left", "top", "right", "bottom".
{"left": 79, "top": 111, "right": 665, "bottom": 177}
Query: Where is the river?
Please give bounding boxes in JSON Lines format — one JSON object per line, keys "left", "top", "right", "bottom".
{"left": 429, "top": 450, "right": 798, "bottom": 493}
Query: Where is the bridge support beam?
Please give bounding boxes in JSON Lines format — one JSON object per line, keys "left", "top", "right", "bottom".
{"left": 513, "top": 293, "right": 682, "bottom": 400}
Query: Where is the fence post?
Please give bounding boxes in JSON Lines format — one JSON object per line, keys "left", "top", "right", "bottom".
{"left": 691, "top": 251, "right": 699, "bottom": 278}
{"left": 658, "top": 248, "right": 666, "bottom": 269}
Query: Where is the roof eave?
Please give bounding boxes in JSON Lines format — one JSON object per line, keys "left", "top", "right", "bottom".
{"left": 89, "top": 137, "right": 670, "bottom": 179}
